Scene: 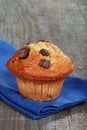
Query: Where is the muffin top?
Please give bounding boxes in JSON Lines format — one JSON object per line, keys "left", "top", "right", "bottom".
{"left": 6, "top": 40, "right": 74, "bottom": 80}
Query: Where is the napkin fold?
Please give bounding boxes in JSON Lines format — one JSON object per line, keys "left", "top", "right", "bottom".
{"left": 0, "top": 40, "right": 87, "bottom": 119}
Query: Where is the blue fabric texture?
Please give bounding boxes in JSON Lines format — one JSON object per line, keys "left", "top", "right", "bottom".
{"left": 0, "top": 40, "right": 87, "bottom": 119}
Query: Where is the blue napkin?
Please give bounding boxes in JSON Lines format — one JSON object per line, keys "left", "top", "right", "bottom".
{"left": 0, "top": 40, "right": 87, "bottom": 120}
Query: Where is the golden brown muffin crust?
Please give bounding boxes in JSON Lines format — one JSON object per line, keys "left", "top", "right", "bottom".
{"left": 6, "top": 41, "right": 74, "bottom": 80}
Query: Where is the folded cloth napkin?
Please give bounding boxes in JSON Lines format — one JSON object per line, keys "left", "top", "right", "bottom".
{"left": 0, "top": 40, "right": 87, "bottom": 120}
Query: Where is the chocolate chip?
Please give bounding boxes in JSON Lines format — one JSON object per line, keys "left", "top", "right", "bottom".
{"left": 26, "top": 46, "right": 30, "bottom": 50}
{"left": 47, "top": 95, "right": 52, "bottom": 98}
{"left": 25, "top": 42, "right": 30, "bottom": 45}
{"left": 39, "top": 59, "right": 50, "bottom": 69}
{"left": 39, "top": 49, "right": 50, "bottom": 56}
{"left": 12, "top": 59, "right": 16, "bottom": 63}
{"left": 18, "top": 46, "right": 30, "bottom": 59}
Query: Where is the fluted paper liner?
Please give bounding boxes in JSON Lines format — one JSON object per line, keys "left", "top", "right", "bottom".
{"left": 16, "top": 77, "right": 64, "bottom": 101}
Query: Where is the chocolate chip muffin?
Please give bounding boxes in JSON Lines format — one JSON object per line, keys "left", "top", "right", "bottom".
{"left": 6, "top": 40, "right": 74, "bottom": 101}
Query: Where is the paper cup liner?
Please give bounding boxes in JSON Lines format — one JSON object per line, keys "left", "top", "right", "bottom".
{"left": 16, "top": 77, "right": 64, "bottom": 101}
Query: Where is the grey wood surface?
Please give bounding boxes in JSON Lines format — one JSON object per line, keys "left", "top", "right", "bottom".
{"left": 0, "top": 0, "right": 87, "bottom": 130}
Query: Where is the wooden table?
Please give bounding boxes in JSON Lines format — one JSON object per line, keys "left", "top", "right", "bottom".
{"left": 0, "top": 0, "right": 87, "bottom": 129}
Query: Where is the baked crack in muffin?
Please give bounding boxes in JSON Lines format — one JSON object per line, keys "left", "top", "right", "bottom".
{"left": 6, "top": 40, "right": 74, "bottom": 101}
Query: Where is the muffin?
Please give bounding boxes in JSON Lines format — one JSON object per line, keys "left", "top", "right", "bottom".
{"left": 6, "top": 40, "right": 74, "bottom": 101}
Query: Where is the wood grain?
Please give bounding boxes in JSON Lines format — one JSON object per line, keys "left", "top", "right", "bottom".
{"left": 0, "top": 0, "right": 87, "bottom": 130}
